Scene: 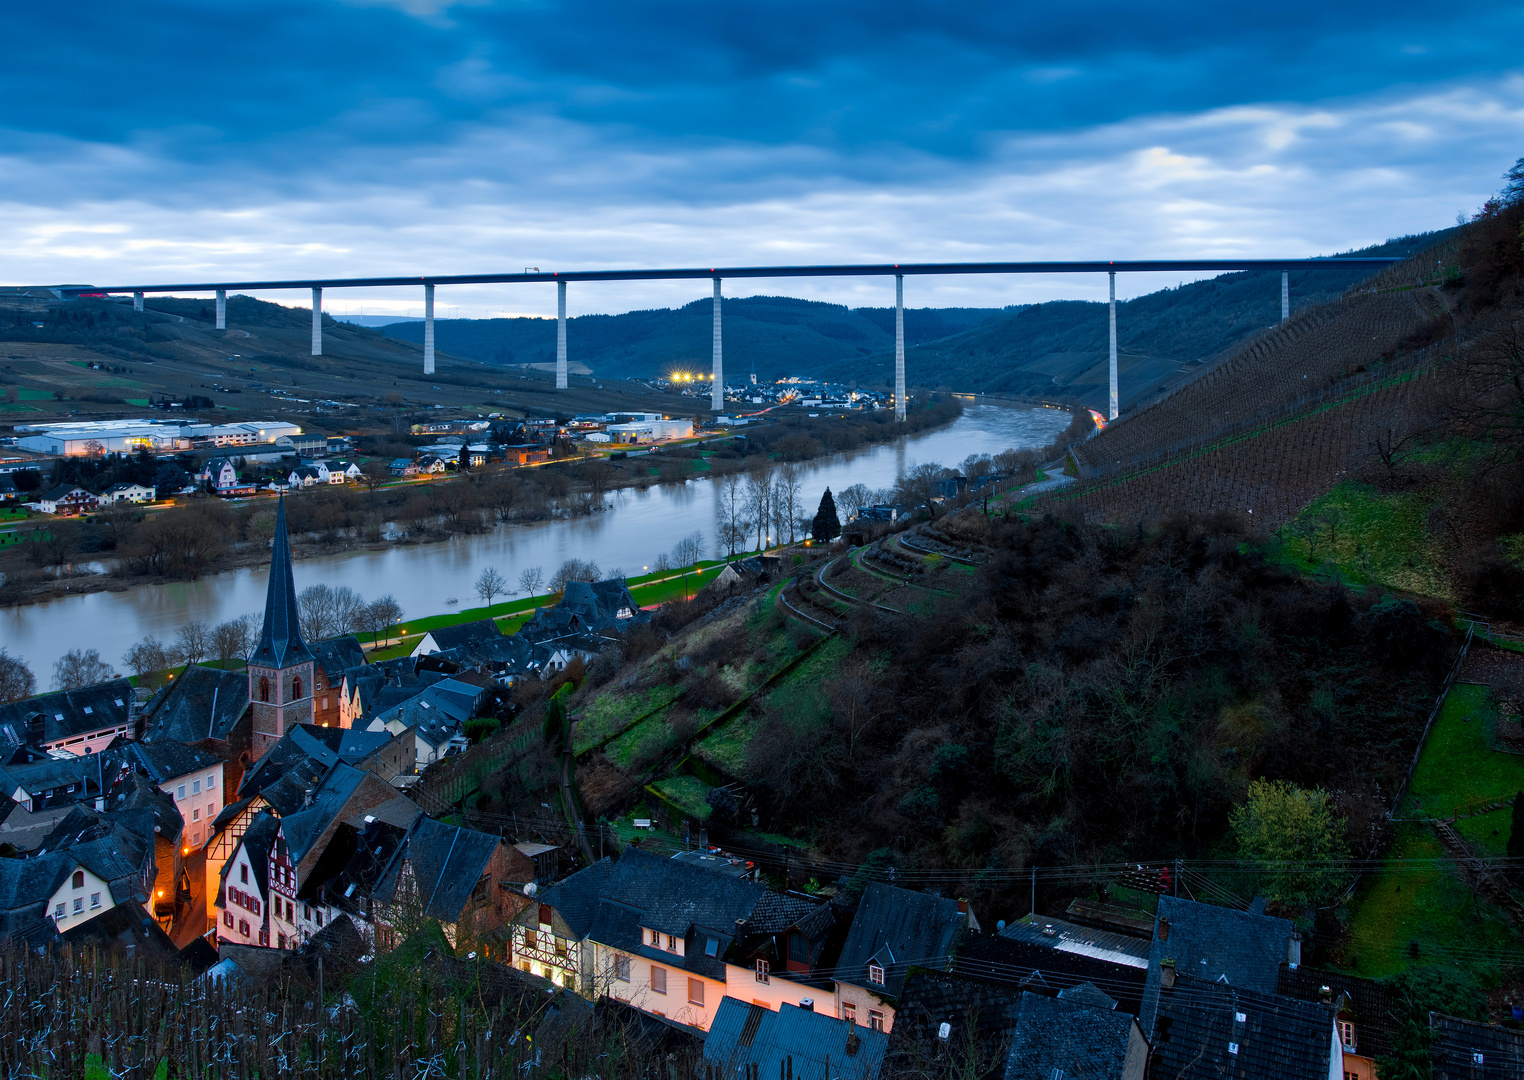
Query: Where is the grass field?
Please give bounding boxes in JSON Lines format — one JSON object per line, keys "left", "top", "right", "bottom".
{"left": 1341, "top": 681, "right": 1524, "bottom": 978}
{"left": 649, "top": 775, "right": 714, "bottom": 820}
{"left": 574, "top": 685, "right": 683, "bottom": 754}
{"left": 1277, "top": 481, "right": 1449, "bottom": 598}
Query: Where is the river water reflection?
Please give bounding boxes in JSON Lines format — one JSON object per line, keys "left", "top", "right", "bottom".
{"left": 2, "top": 404, "right": 1069, "bottom": 676}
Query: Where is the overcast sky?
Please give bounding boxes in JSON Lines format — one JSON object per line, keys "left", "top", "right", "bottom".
{"left": 4, "top": 1, "right": 1522, "bottom": 316}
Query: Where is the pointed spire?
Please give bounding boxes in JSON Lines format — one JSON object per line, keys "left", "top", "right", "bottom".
{"left": 251, "top": 494, "right": 313, "bottom": 669}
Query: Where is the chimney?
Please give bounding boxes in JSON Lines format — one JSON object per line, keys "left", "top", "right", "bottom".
{"left": 845, "top": 1032, "right": 861, "bottom": 1057}
{"left": 1288, "top": 934, "right": 1302, "bottom": 967}
{"left": 1319, "top": 985, "right": 1333, "bottom": 1005}
{"left": 1161, "top": 959, "right": 1176, "bottom": 989}
{"left": 799, "top": 998, "right": 814, "bottom": 1012}
{"left": 957, "top": 899, "right": 968, "bottom": 913}
{"left": 1158, "top": 918, "right": 1170, "bottom": 942}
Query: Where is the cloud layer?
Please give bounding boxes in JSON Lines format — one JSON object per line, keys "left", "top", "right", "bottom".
{"left": 2, "top": 1, "right": 1521, "bottom": 314}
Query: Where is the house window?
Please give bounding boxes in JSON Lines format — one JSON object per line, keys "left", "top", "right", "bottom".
{"left": 223, "top": 911, "right": 233, "bottom": 928}
{"left": 207, "top": 774, "right": 215, "bottom": 789}
{"left": 868, "top": 964, "right": 885, "bottom": 986}
{"left": 278, "top": 934, "right": 287, "bottom": 949}
{"left": 869, "top": 1011, "right": 884, "bottom": 1033}
{"left": 259, "top": 929, "right": 269, "bottom": 946}
{"left": 177, "top": 785, "right": 186, "bottom": 799}
{"left": 315, "top": 911, "right": 323, "bottom": 927}
{"left": 667, "top": 934, "right": 678, "bottom": 951}
{"left": 54, "top": 904, "right": 65, "bottom": 919}
{"left": 240, "top": 865, "right": 249, "bottom": 884}
{"left": 688, "top": 979, "right": 705, "bottom": 1007}
{"left": 72, "top": 870, "right": 84, "bottom": 889}
{"left": 651, "top": 966, "right": 667, "bottom": 995}
{"left": 193, "top": 809, "right": 201, "bottom": 821}
{"left": 90, "top": 893, "right": 100, "bottom": 909}
{"left": 304, "top": 904, "right": 311, "bottom": 920}
{"left": 293, "top": 677, "right": 302, "bottom": 700}
{"left": 259, "top": 678, "right": 270, "bottom": 703}
{"left": 1339, "top": 1021, "right": 1356, "bottom": 1052}
{"left": 615, "top": 956, "right": 631, "bottom": 982}
{"left": 239, "top": 919, "right": 249, "bottom": 936}
{"left": 650, "top": 929, "right": 661, "bottom": 946}
{"left": 755, "top": 960, "right": 770, "bottom": 984}
{"left": 73, "top": 898, "right": 83, "bottom": 914}
{"left": 843, "top": 1003, "right": 857, "bottom": 1025}
{"left": 192, "top": 780, "right": 201, "bottom": 795}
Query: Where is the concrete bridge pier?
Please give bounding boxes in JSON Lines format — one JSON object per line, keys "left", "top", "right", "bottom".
{"left": 895, "top": 273, "right": 906, "bottom": 422}
{"left": 1282, "top": 270, "right": 1290, "bottom": 323}
{"left": 711, "top": 278, "right": 723, "bottom": 412}
{"left": 423, "top": 283, "right": 435, "bottom": 375}
{"left": 311, "top": 287, "right": 322, "bottom": 356}
{"left": 556, "top": 280, "right": 568, "bottom": 390}
{"left": 215, "top": 289, "right": 226, "bottom": 330}
{"left": 1108, "top": 270, "right": 1118, "bottom": 421}
{"left": 132, "top": 291, "right": 144, "bottom": 313}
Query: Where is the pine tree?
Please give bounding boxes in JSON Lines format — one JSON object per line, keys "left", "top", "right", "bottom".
{"left": 811, "top": 487, "right": 841, "bottom": 541}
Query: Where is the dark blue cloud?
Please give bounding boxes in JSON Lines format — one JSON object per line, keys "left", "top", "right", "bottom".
{"left": 3, "top": 0, "right": 1519, "bottom": 170}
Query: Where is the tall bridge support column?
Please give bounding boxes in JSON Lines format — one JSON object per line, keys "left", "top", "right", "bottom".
{"left": 895, "top": 273, "right": 906, "bottom": 422}
{"left": 215, "top": 289, "right": 226, "bottom": 330}
{"left": 1281, "top": 270, "right": 1290, "bottom": 323}
{"left": 711, "top": 278, "right": 724, "bottom": 412}
{"left": 423, "top": 283, "right": 435, "bottom": 375}
{"left": 132, "top": 291, "right": 143, "bottom": 313}
{"left": 556, "top": 280, "right": 568, "bottom": 390}
{"left": 311, "top": 287, "right": 322, "bottom": 356}
{"left": 1108, "top": 270, "right": 1118, "bottom": 421}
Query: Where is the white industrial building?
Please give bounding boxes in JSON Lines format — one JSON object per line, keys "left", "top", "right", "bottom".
{"left": 13, "top": 419, "right": 301, "bottom": 457}
{"left": 604, "top": 419, "right": 694, "bottom": 443}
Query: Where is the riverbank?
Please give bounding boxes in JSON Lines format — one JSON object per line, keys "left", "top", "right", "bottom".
{"left": 0, "top": 397, "right": 967, "bottom": 609}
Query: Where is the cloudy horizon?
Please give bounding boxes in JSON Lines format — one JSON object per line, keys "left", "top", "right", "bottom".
{"left": 4, "top": 1, "right": 1522, "bottom": 316}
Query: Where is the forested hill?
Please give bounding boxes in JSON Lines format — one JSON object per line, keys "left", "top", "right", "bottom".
{"left": 380, "top": 297, "right": 1010, "bottom": 384}
{"left": 383, "top": 230, "right": 1456, "bottom": 408}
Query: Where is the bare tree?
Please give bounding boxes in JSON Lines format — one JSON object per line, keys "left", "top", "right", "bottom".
{"left": 123, "top": 637, "right": 178, "bottom": 685}
{"left": 363, "top": 595, "right": 404, "bottom": 647}
{"left": 836, "top": 483, "right": 871, "bottom": 518}
{"left": 717, "top": 473, "right": 750, "bottom": 557}
{"left": 671, "top": 531, "right": 705, "bottom": 569}
{"left": 550, "top": 559, "right": 602, "bottom": 594}
{"left": 518, "top": 565, "right": 545, "bottom": 601}
{"left": 174, "top": 620, "right": 211, "bottom": 665}
{"left": 893, "top": 460, "right": 950, "bottom": 520}
{"left": 745, "top": 469, "right": 773, "bottom": 550}
{"left": 53, "top": 649, "right": 117, "bottom": 691}
{"left": 653, "top": 552, "right": 674, "bottom": 574}
{"left": 212, "top": 615, "right": 258, "bottom": 663}
{"left": 0, "top": 647, "right": 35, "bottom": 704}
{"left": 961, "top": 453, "right": 995, "bottom": 481}
{"left": 475, "top": 566, "right": 508, "bottom": 607}
{"left": 775, "top": 464, "right": 804, "bottom": 545}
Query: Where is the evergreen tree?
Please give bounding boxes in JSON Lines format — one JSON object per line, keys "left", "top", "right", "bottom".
{"left": 811, "top": 487, "right": 841, "bottom": 541}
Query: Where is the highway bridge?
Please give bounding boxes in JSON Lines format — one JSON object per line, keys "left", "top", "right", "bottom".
{"left": 62, "top": 257, "right": 1402, "bottom": 421}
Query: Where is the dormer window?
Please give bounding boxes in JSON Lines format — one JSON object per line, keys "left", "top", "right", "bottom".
{"left": 649, "top": 929, "right": 661, "bottom": 947}
{"left": 755, "top": 960, "right": 770, "bottom": 984}
{"left": 868, "top": 964, "right": 885, "bottom": 986}
{"left": 1339, "top": 1021, "right": 1356, "bottom": 1052}
{"left": 667, "top": 934, "right": 678, "bottom": 951}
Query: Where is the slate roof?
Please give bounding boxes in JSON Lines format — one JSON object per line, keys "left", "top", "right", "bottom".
{"left": 837, "top": 884, "right": 967, "bottom": 999}
{"left": 431, "top": 634, "right": 535, "bottom": 673}
{"left": 139, "top": 664, "right": 248, "bottom": 745}
{"left": 1139, "top": 895, "right": 1293, "bottom": 1033}
{"left": 535, "top": 856, "right": 618, "bottom": 939}
{"left": 0, "top": 754, "right": 107, "bottom": 805}
{"left": 310, "top": 636, "right": 366, "bottom": 679}
{"left": 404, "top": 816, "right": 502, "bottom": 922}
{"left": 322, "top": 818, "right": 410, "bottom": 918}
{"left": 0, "top": 678, "right": 135, "bottom": 746}
{"left": 886, "top": 969, "right": 1025, "bottom": 1080}
{"left": 250, "top": 495, "right": 314, "bottom": 669}
{"left": 1149, "top": 975, "right": 1335, "bottom": 1080}
{"left": 115, "top": 740, "right": 221, "bottom": 784}
{"left": 54, "top": 901, "right": 181, "bottom": 962}
{"left": 294, "top": 724, "right": 396, "bottom": 765}
{"left": 999, "top": 914, "right": 1150, "bottom": 968}
{"left": 1003, "top": 991, "right": 1138, "bottom": 1080}
{"left": 1431, "top": 1013, "right": 1524, "bottom": 1079}
{"left": 952, "top": 933, "right": 1147, "bottom": 1017}
{"left": 421, "top": 620, "right": 502, "bottom": 653}
{"left": 1277, "top": 963, "right": 1397, "bottom": 1062}
{"left": 236, "top": 725, "right": 339, "bottom": 803}
{"left": 0, "top": 805, "right": 157, "bottom": 941}
{"left": 705, "top": 1000, "right": 889, "bottom": 1080}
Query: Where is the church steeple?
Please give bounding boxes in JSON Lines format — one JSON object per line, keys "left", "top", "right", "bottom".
{"left": 247, "top": 494, "right": 314, "bottom": 759}
{"left": 251, "top": 493, "right": 313, "bottom": 669}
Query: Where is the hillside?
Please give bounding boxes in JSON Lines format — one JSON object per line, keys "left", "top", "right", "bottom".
{"left": 0, "top": 292, "right": 685, "bottom": 427}
{"left": 380, "top": 296, "right": 1010, "bottom": 383}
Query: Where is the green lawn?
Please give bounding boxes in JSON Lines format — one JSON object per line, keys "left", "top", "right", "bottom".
{"left": 1278, "top": 481, "right": 1449, "bottom": 598}
{"left": 1401, "top": 683, "right": 1516, "bottom": 819}
{"left": 650, "top": 775, "right": 714, "bottom": 820}
{"left": 574, "top": 684, "right": 683, "bottom": 754}
{"left": 1342, "top": 822, "right": 1521, "bottom": 979}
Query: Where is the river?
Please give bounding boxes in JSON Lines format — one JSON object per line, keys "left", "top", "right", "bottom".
{"left": 2, "top": 404, "right": 1068, "bottom": 677}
